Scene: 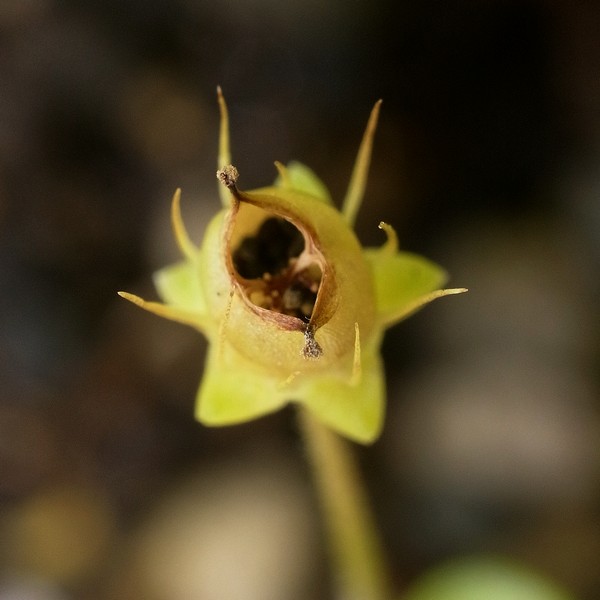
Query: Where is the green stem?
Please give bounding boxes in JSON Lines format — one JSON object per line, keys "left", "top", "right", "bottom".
{"left": 298, "top": 407, "right": 391, "bottom": 600}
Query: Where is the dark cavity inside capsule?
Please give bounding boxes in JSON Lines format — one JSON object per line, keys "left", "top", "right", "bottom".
{"left": 232, "top": 217, "right": 322, "bottom": 321}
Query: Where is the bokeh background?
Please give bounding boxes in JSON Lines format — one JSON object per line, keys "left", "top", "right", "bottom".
{"left": 1, "top": 0, "right": 599, "bottom": 598}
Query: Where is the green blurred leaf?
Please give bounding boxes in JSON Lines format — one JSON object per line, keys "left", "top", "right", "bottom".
{"left": 402, "top": 556, "right": 575, "bottom": 600}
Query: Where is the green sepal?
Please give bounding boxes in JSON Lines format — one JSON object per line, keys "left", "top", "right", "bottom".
{"left": 365, "top": 249, "right": 447, "bottom": 326}
{"left": 195, "top": 343, "right": 288, "bottom": 425}
{"left": 153, "top": 259, "right": 207, "bottom": 316}
{"left": 299, "top": 346, "right": 385, "bottom": 444}
{"left": 274, "top": 161, "right": 333, "bottom": 204}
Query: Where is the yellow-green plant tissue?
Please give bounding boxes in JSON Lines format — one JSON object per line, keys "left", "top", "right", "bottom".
{"left": 120, "top": 90, "right": 466, "bottom": 444}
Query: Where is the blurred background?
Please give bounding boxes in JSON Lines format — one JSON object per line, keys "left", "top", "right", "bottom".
{"left": 0, "top": 0, "right": 599, "bottom": 598}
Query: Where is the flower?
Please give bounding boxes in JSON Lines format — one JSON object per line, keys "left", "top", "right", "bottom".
{"left": 119, "top": 89, "right": 466, "bottom": 444}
